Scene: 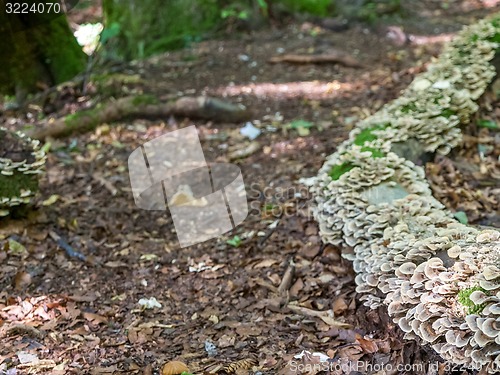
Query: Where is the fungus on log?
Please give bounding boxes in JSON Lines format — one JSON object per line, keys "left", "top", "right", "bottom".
{"left": 0, "top": 128, "right": 47, "bottom": 217}
{"left": 309, "top": 15, "right": 500, "bottom": 372}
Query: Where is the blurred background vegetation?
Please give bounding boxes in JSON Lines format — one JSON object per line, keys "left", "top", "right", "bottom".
{"left": 1, "top": 0, "right": 402, "bottom": 98}
{"left": 102, "top": 0, "right": 401, "bottom": 60}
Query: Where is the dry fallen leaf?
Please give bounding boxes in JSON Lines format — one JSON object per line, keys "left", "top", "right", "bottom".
{"left": 82, "top": 312, "right": 108, "bottom": 325}
{"left": 161, "top": 360, "right": 189, "bottom": 375}
{"left": 14, "top": 270, "right": 32, "bottom": 290}
{"left": 221, "top": 357, "right": 258, "bottom": 373}
{"left": 355, "top": 333, "right": 379, "bottom": 354}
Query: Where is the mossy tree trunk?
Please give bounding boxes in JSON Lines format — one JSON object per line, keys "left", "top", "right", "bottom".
{"left": 0, "top": 8, "right": 85, "bottom": 100}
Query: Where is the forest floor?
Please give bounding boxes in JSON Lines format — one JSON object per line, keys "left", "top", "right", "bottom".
{"left": 1, "top": 1, "right": 500, "bottom": 374}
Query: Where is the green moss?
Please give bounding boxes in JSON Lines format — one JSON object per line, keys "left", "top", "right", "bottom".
{"left": 0, "top": 13, "right": 84, "bottom": 95}
{"left": 278, "top": 0, "right": 332, "bottom": 16}
{"left": 65, "top": 111, "right": 95, "bottom": 130}
{"left": 360, "top": 147, "right": 385, "bottom": 158}
{"left": 37, "top": 17, "right": 85, "bottom": 83}
{"left": 354, "top": 124, "right": 388, "bottom": 146}
{"left": 487, "top": 17, "right": 500, "bottom": 44}
{"left": 329, "top": 162, "right": 355, "bottom": 180}
{"left": 91, "top": 73, "right": 143, "bottom": 97}
{"left": 440, "top": 109, "right": 456, "bottom": 118}
{"left": 489, "top": 33, "right": 500, "bottom": 44}
{"left": 0, "top": 171, "right": 38, "bottom": 200}
{"left": 400, "top": 103, "right": 417, "bottom": 113}
{"left": 457, "top": 286, "right": 488, "bottom": 314}
{"left": 131, "top": 95, "right": 158, "bottom": 106}
{"left": 63, "top": 109, "right": 101, "bottom": 136}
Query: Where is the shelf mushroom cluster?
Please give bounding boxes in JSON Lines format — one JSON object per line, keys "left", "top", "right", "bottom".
{"left": 0, "top": 127, "right": 47, "bottom": 216}
{"left": 309, "top": 15, "right": 500, "bottom": 372}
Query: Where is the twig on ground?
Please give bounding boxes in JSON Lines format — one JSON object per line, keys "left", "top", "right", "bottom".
{"left": 49, "top": 231, "right": 86, "bottom": 261}
{"left": 278, "top": 258, "right": 295, "bottom": 296}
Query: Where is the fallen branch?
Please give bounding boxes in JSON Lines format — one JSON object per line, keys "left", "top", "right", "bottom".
{"left": 2, "top": 323, "right": 45, "bottom": 339}
{"left": 49, "top": 231, "right": 86, "bottom": 262}
{"left": 286, "top": 304, "right": 351, "bottom": 328}
{"left": 268, "top": 52, "right": 363, "bottom": 68}
{"left": 26, "top": 95, "right": 251, "bottom": 140}
{"left": 278, "top": 258, "right": 295, "bottom": 296}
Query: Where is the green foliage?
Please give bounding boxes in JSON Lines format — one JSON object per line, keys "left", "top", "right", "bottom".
{"left": 103, "top": 0, "right": 222, "bottom": 59}
{"left": 357, "top": 1, "right": 401, "bottom": 23}
{"left": 100, "top": 22, "right": 121, "bottom": 45}
{"left": 489, "top": 32, "right": 500, "bottom": 44}
{"left": 477, "top": 119, "right": 499, "bottom": 130}
{"left": 457, "top": 286, "right": 488, "bottom": 314}
{"left": 329, "top": 162, "right": 355, "bottom": 180}
{"left": 7, "top": 239, "right": 28, "bottom": 256}
{"left": 102, "top": 0, "right": 341, "bottom": 59}
{"left": 227, "top": 235, "right": 242, "bottom": 247}
{"left": 453, "top": 211, "right": 468, "bottom": 225}
{"left": 353, "top": 124, "right": 388, "bottom": 146}
{"left": 359, "top": 1, "right": 378, "bottom": 23}
{"left": 278, "top": 0, "right": 332, "bottom": 16}
{"left": 100, "top": 0, "right": 407, "bottom": 60}
{"left": 288, "top": 119, "right": 314, "bottom": 136}
{"left": 221, "top": 0, "right": 269, "bottom": 22}
{"left": 336, "top": 0, "right": 401, "bottom": 23}
{"left": 256, "top": 0, "right": 269, "bottom": 17}
{"left": 221, "top": 5, "right": 249, "bottom": 20}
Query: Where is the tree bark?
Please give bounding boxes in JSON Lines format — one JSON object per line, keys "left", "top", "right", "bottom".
{"left": 0, "top": 6, "right": 86, "bottom": 99}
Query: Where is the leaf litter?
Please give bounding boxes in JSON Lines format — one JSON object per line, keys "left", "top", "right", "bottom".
{"left": 0, "top": 2, "right": 498, "bottom": 374}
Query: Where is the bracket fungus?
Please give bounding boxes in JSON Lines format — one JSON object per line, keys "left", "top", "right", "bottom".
{"left": 309, "top": 15, "right": 500, "bottom": 372}
{"left": 0, "top": 127, "right": 47, "bottom": 217}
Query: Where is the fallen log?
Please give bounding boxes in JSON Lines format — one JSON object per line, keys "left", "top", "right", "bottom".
{"left": 26, "top": 95, "right": 251, "bottom": 140}
{"left": 308, "top": 14, "right": 500, "bottom": 373}
{"left": 0, "top": 127, "right": 46, "bottom": 217}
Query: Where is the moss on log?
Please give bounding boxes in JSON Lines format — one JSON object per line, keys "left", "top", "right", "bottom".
{"left": 27, "top": 95, "right": 251, "bottom": 140}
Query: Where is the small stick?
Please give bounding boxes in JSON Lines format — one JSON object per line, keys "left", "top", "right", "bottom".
{"left": 49, "top": 231, "right": 86, "bottom": 261}
{"left": 278, "top": 258, "right": 295, "bottom": 295}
